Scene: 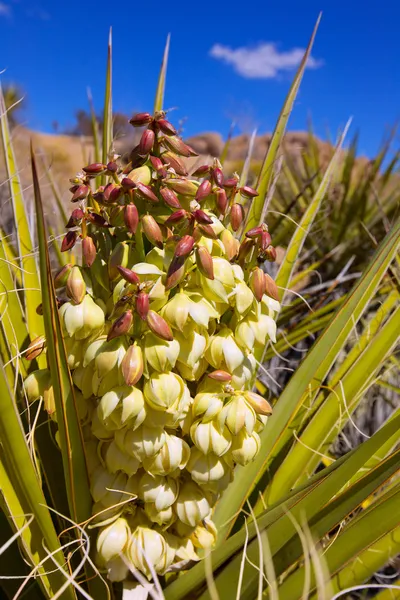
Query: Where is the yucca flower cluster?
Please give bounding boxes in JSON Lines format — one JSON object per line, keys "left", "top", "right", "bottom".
{"left": 24, "top": 110, "right": 280, "bottom": 583}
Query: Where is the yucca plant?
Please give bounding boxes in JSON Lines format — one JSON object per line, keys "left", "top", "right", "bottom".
{"left": 1, "top": 18, "right": 399, "bottom": 600}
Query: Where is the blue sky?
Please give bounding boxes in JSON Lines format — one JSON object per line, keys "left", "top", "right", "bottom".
{"left": 0, "top": 0, "right": 399, "bottom": 157}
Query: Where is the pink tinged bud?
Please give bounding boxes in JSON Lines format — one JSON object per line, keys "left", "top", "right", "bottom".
{"left": 149, "top": 155, "right": 167, "bottom": 178}
{"left": 26, "top": 335, "right": 46, "bottom": 361}
{"left": 121, "top": 345, "right": 144, "bottom": 386}
{"left": 238, "top": 238, "right": 254, "bottom": 262}
{"left": 117, "top": 266, "right": 140, "bottom": 285}
{"left": 129, "top": 112, "right": 153, "bottom": 127}
{"left": 87, "top": 212, "right": 109, "bottom": 227}
{"left": 250, "top": 268, "right": 265, "bottom": 302}
{"left": 107, "top": 310, "right": 133, "bottom": 341}
{"left": 156, "top": 118, "right": 177, "bottom": 135}
{"left": 82, "top": 236, "right": 97, "bottom": 267}
{"left": 136, "top": 292, "right": 149, "bottom": 320}
{"left": 195, "top": 247, "right": 214, "bottom": 280}
{"left": 195, "top": 179, "right": 212, "bottom": 202}
{"left": 240, "top": 185, "right": 259, "bottom": 198}
{"left": 193, "top": 209, "right": 213, "bottom": 225}
{"left": 265, "top": 245, "right": 277, "bottom": 262}
{"left": 135, "top": 183, "right": 159, "bottom": 204}
{"left": 212, "top": 167, "right": 224, "bottom": 187}
{"left": 61, "top": 231, "right": 77, "bottom": 252}
{"left": 71, "top": 184, "right": 89, "bottom": 203}
{"left": 230, "top": 203, "right": 245, "bottom": 231}
{"left": 216, "top": 188, "right": 228, "bottom": 214}
{"left": 139, "top": 129, "right": 155, "bottom": 155}
{"left": 166, "top": 178, "right": 198, "bottom": 197}
{"left": 260, "top": 230, "right": 272, "bottom": 250}
{"left": 208, "top": 370, "right": 231, "bottom": 382}
{"left": 160, "top": 187, "right": 182, "bottom": 209}
{"left": 223, "top": 177, "right": 239, "bottom": 189}
{"left": 264, "top": 273, "right": 280, "bottom": 301}
{"left": 197, "top": 224, "right": 217, "bottom": 240}
{"left": 174, "top": 235, "right": 195, "bottom": 258}
{"left": 142, "top": 215, "right": 163, "bottom": 249}
{"left": 165, "top": 209, "right": 187, "bottom": 225}
{"left": 106, "top": 161, "right": 118, "bottom": 173}
{"left": 82, "top": 163, "right": 107, "bottom": 176}
{"left": 66, "top": 208, "right": 84, "bottom": 228}
{"left": 54, "top": 263, "right": 73, "bottom": 287}
{"left": 185, "top": 143, "right": 199, "bottom": 157}
{"left": 124, "top": 204, "right": 139, "bottom": 234}
{"left": 246, "top": 225, "right": 264, "bottom": 239}
{"left": 244, "top": 391, "right": 272, "bottom": 416}
{"left": 121, "top": 177, "right": 136, "bottom": 191}
{"left": 66, "top": 266, "right": 86, "bottom": 304}
{"left": 221, "top": 230, "right": 239, "bottom": 261}
{"left": 161, "top": 152, "right": 188, "bottom": 176}
{"left": 162, "top": 135, "right": 193, "bottom": 157}
{"left": 165, "top": 256, "right": 186, "bottom": 291}
{"left": 146, "top": 310, "right": 173, "bottom": 341}
{"left": 192, "top": 165, "right": 210, "bottom": 177}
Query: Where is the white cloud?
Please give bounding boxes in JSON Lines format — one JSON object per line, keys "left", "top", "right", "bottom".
{"left": 0, "top": 2, "right": 11, "bottom": 17}
{"left": 210, "top": 42, "right": 323, "bottom": 79}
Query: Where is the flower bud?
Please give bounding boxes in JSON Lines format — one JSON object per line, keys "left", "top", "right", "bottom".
{"left": 212, "top": 167, "right": 224, "bottom": 187}
{"left": 208, "top": 370, "right": 232, "bottom": 382}
{"left": 105, "top": 440, "right": 141, "bottom": 476}
{"left": 149, "top": 155, "right": 167, "bottom": 176}
{"left": 97, "top": 518, "right": 130, "bottom": 564}
{"left": 195, "top": 179, "right": 212, "bottom": 202}
{"left": 107, "top": 310, "right": 133, "bottom": 342}
{"left": 230, "top": 203, "right": 245, "bottom": 231}
{"left": 160, "top": 187, "right": 182, "bottom": 209}
{"left": 116, "top": 424, "right": 165, "bottom": 460}
{"left": 192, "top": 165, "right": 210, "bottom": 178}
{"left": 162, "top": 152, "right": 188, "bottom": 176}
{"left": 61, "top": 231, "right": 77, "bottom": 252}
{"left": 243, "top": 391, "right": 272, "bottom": 416}
{"left": 240, "top": 185, "right": 258, "bottom": 198}
{"left": 246, "top": 225, "right": 263, "bottom": 239}
{"left": 143, "top": 434, "right": 190, "bottom": 476}
{"left": 218, "top": 395, "right": 256, "bottom": 435}
{"left": 144, "top": 372, "right": 184, "bottom": 412}
{"left": 144, "top": 333, "right": 180, "bottom": 372}
{"left": 205, "top": 327, "right": 245, "bottom": 372}
{"left": 166, "top": 178, "right": 198, "bottom": 197}
{"left": 82, "top": 236, "right": 96, "bottom": 267}
{"left": 141, "top": 215, "right": 163, "bottom": 249}
{"left": 223, "top": 177, "right": 239, "bottom": 188}
{"left": 174, "top": 482, "right": 212, "bottom": 527}
{"left": 25, "top": 335, "right": 46, "bottom": 361}
{"left": 71, "top": 184, "right": 89, "bottom": 202}
{"left": 136, "top": 292, "right": 149, "bottom": 321}
{"left": 195, "top": 246, "right": 214, "bottom": 280}
{"left": 165, "top": 256, "right": 186, "bottom": 291}
{"left": 187, "top": 448, "right": 229, "bottom": 486}
{"left": 127, "top": 527, "right": 171, "bottom": 579}
{"left": 190, "top": 419, "right": 232, "bottom": 456}
{"left": 128, "top": 165, "right": 152, "bottom": 185}
{"left": 23, "top": 369, "right": 51, "bottom": 403}
{"left": 116, "top": 266, "right": 140, "bottom": 286}
{"left": 264, "top": 273, "right": 279, "bottom": 301}
{"left": 136, "top": 182, "right": 159, "bottom": 204}
{"left": 124, "top": 204, "right": 139, "bottom": 234}
{"left": 230, "top": 430, "right": 261, "bottom": 466}
{"left": 129, "top": 112, "right": 153, "bottom": 127}
{"left": 220, "top": 229, "right": 239, "bottom": 261}
{"left": 146, "top": 310, "right": 173, "bottom": 341}
{"left": 193, "top": 209, "right": 213, "bottom": 225}
{"left": 138, "top": 473, "right": 179, "bottom": 510}
{"left": 265, "top": 245, "right": 277, "bottom": 262}
{"left": 249, "top": 267, "right": 266, "bottom": 302}
{"left": 121, "top": 344, "right": 144, "bottom": 386}
{"left": 83, "top": 163, "right": 107, "bottom": 176}
{"left": 157, "top": 118, "right": 177, "bottom": 135}
{"left": 174, "top": 235, "right": 195, "bottom": 259}
{"left": 163, "top": 135, "right": 192, "bottom": 157}
{"left": 98, "top": 385, "right": 145, "bottom": 431}
{"left": 109, "top": 242, "right": 130, "bottom": 281}
{"left": 54, "top": 263, "right": 73, "bottom": 288}
{"left": 191, "top": 519, "right": 218, "bottom": 549}
{"left": 66, "top": 266, "right": 86, "bottom": 304}
{"left": 139, "top": 129, "right": 155, "bottom": 155}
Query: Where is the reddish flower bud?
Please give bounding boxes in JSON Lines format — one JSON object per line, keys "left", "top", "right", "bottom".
{"left": 246, "top": 225, "right": 263, "bottom": 238}
{"left": 87, "top": 212, "right": 109, "bottom": 228}
{"left": 249, "top": 268, "right": 265, "bottom": 302}
{"left": 244, "top": 391, "right": 272, "bottom": 416}
{"left": 166, "top": 178, "right": 198, "bottom": 197}
{"left": 160, "top": 187, "right": 182, "bottom": 209}
{"left": 216, "top": 188, "right": 228, "bottom": 214}
{"left": 197, "top": 224, "right": 217, "bottom": 240}
{"left": 195, "top": 247, "right": 214, "bottom": 280}
{"left": 230, "top": 204, "right": 245, "bottom": 231}
{"left": 161, "top": 152, "right": 188, "bottom": 176}
{"left": 237, "top": 238, "right": 254, "bottom": 263}
{"left": 240, "top": 185, "right": 259, "bottom": 198}
{"left": 264, "top": 273, "right": 279, "bottom": 301}
{"left": 117, "top": 266, "right": 140, "bottom": 285}
{"left": 192, "top": 209, "right": 213, "bottom": 225}
{"left": 265, "top": 245, "right": 277, "bottom": 262}
{"left": 139, "top": 129, "right": 155, "bottom": 155}
{"left": 223, "top": 177, "right": 239, "bottom": 189}
{"left": 107, "top": 310, "right": 134, "bottom": 341}
{"left": 82, "top": 236, "right": 97, "bottom": 267}
{"left": 174, "top": 235, "right": 195, "bottom": 258}
{"left": 162, "top": 135, "right": 192, "bottom": 157}
{"left": 129, "top": 112, "right": 153, "bottom": 127}
{"left": 212, "top": 167, "right": 224, "bottom": 187}
{"left": 124, "top": 204, "right": 139, "bottom": 234}
{"left": 146, "top": 310, "right": 173, "bottom": 341}
{"left": 185, "top": 143, "right": 199, "bottom": 157}
{"left": 61, "top": 231, "right": 78, "bottom": 252}
{"left": 82, "top": 163, "right": 107, "bottom": 176}
{"left": 106, "top": 161, "right": 118, "bottom": 173}
{"left": 26, "top": 335, "right": 46, "bottom": 361}
{"left": 71, "top": 184, "right": 89, "bottom": 203}
{"left": 195, "top": 179, "right": 212, "bottom": 202}
{"left": 165, "top": 256, "right": 186, "bottom": 291}
{"left": 135, "top": 183, "right": 159, "bottom": 204}
{"left": 136, "top": 292, "right": 150, "bottom": 321}
{"left": 54, "top": 263, "right": 73, "bottom": 288}
{"left": 165, "top": 209, "right": 187, "bottom": 226}
{"left": 192, "top": 165, "right": 210, "bottom": 178}
{"left": 150, "top": 155, "right": 167, "bottom": 177}
{"left": 156, "top": 118, "right": 176, "bottom": 135}
{"left": 141, "top": 215, "right": 163, "bottom": 248}
{"left": 121, "top": 345, "right": 144, "bottom": 386}
{"left": 260, "top": 230, "right": 272, "bottom": 250}
{"left": 66, "top": 209, "right": 84, "bottom": 228}
{"left": 121, "top": 177, "right": 136, "bottom": 190}
{"left": 208, "top": 370, "right": 232, "bottom": 382}
{"left": 66, "top": 266, "right": 86, "bottom": 304}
